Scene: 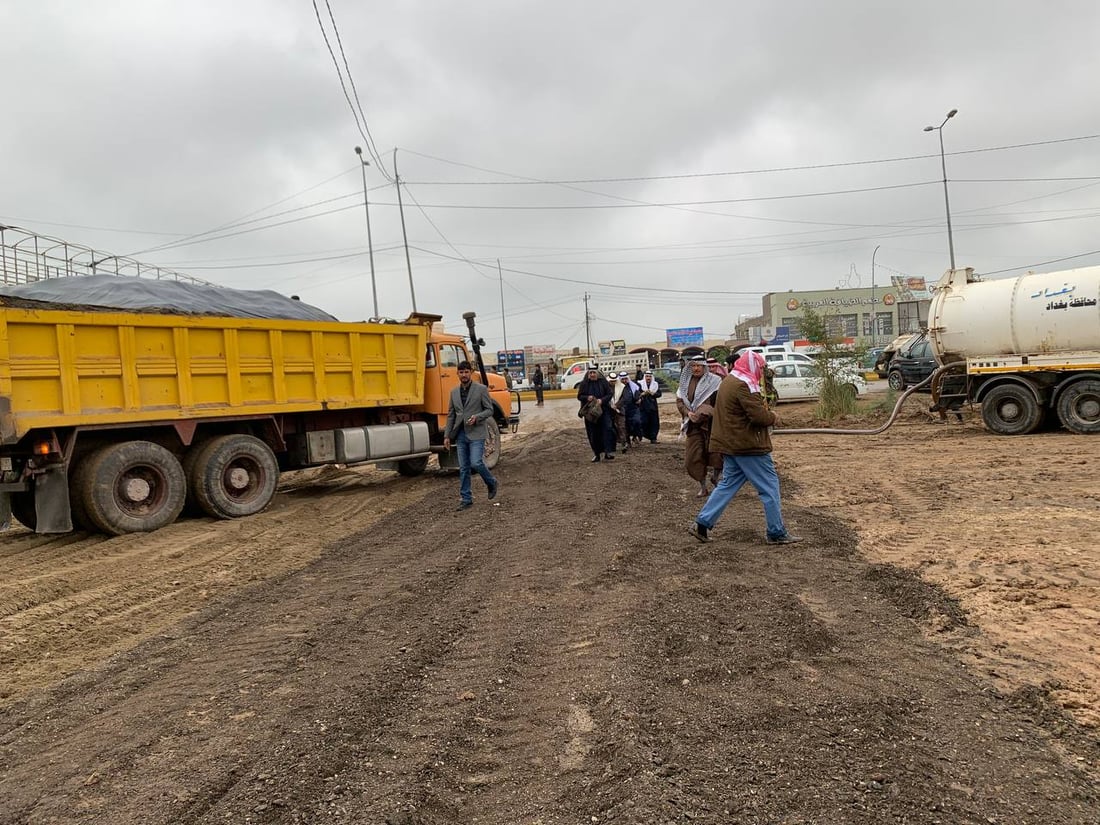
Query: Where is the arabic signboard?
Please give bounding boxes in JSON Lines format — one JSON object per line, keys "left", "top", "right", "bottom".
{"left": 666, "top": 326, "right": 704, "bottom": 348}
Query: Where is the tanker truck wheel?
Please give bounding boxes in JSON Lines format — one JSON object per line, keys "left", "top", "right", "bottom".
{"left": 482, "top": 419, "right": 502, "bottom": 470}
{"left": 79, "top": 442, "right": 186, "bottom": 535}
{"left": 191, "top": 434, "right": 279, "bottom": 519}
{"left": 981, "top": 384, "right": 1042, "bottom": 436}
{"left": 1056, "top": 379, "right": 1100, "bottom": 434}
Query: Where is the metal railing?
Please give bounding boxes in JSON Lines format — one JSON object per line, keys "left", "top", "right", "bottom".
{"left": 0, "top": 225, "right": 215, "bottom": 287}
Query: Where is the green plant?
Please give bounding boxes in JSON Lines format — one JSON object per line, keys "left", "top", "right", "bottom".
{"left": 798, "top": 306, "right": 865, "bottom": 419}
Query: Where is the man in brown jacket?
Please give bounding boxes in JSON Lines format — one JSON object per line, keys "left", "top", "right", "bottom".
{"left": 689, "top": 350, "right": 801, "bottom": 545}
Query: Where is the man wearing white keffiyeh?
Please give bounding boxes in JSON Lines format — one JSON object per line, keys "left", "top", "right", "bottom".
{"left": 675, "top": 356, "right": 723, "bottom": 497}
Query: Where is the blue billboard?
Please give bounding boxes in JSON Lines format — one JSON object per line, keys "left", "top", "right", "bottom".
{"left": 497, "top": 349, "right": 525, "bottom": 369}
{"left": 666, "top": 326, "right": 704, "bottom": 348}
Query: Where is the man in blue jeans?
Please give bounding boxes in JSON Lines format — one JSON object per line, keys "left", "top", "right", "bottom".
{"left": 689, "top": 350, "right": 801, "bottom": 545}
{"left": 443, "top": 361, "right": 499, "bottom": 510}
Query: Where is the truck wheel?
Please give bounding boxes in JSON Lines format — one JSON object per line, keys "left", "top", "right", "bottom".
{"left": 396, "top": 455, "right": 430, "bottom": 476}
{"left": 1056, "top": 379, "right": 1100, "bottom": 434}
{"left": 192, "top": 435, "right": 279, "bottom": 519}
{"left": 180, "top": 441, "right": 210, "bottom": 516}
{"left": 10, "top": 490, "right": 36, "bottom": 530}
{"left": 68, "top": 458, "right": 97, "bottom": 532}
{"left": 80, "top": 442, "right": 186, "bottom": 535}
{"left": 981, "top": 385, "right": 1042, "bottom": 435}
{"left": 887, "top": 370, "right": 905, "bottom": 391}
{"left": 482, "top": 419, "right": 502, "bottom": 470}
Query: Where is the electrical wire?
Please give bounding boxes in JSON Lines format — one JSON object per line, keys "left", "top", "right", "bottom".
{"left": 321, "top": 0, "right": 391, "bottom": 179}
{"left": 312, "top": 0, "right": 389, "bottom": 176}
{"left": 401, "top": 133, "right": 1100, "bottom": 186}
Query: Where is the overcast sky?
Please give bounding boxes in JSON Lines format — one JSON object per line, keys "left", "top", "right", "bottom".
{"left": 4, "top": 1, "right": 1100, "bottom": 353}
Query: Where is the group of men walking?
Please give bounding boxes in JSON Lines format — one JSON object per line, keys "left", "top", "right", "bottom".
{"left": 445, "top": 350, "right": 801, "bottom": 547}
{"left": 575, "top": 367, "right": 663, "bottom": 461}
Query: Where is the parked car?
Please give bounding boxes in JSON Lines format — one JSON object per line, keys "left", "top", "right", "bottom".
{"left": 887, "top": 333, "right": 937, "bottom": 391}
{"left": 876, "top": 332, "right": 921, "bottom": 379}
{"left": 768, "top": 359, "right": 865, "bottom": 402}
{"left": 861, "top": 347, "right": 886, "bottom": 372}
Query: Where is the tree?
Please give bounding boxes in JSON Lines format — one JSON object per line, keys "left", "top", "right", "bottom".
{"left": 798, "top": 307, "right": 866, "bottom": 419}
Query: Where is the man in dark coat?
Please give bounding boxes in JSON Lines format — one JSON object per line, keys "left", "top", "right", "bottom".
{"left": 532, "top": 364, "right": 545, "bottom": 406}
{"left": 576, "top": 366, "right": 616, "bottom": 462}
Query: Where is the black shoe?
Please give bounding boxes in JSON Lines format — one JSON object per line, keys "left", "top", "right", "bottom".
{"left": 456, "top": 501, "right": 473, "bottom": 511}
{"left": 765, "top": 534, "right": 803, "bottom": 545}
{"left": 487, "top": 481, "right": 498, "bottom": 500}
{"left": 689, "top": 523, "right": 710, "bottom": 543}
{"left": 604, "top": 454, "right": 615, "bottom": 460}
{"left": 591, "top": 455, "right": 601, "bottom": 463}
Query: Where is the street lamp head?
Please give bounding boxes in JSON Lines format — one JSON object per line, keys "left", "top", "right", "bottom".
{"left": 946, "top": 108, "right": 958, "bottom": 119}
{"left": 923, "top": 125, "right": 934, "bottom": 132}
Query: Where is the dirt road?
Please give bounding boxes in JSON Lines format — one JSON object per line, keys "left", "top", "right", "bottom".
{"left": 1, "top": 393, "right": 1097, "bottom": 823}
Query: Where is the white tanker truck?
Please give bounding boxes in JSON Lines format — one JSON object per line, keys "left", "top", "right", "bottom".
{"left": 928, "top": 265, "right": 1100, "bottom": 435}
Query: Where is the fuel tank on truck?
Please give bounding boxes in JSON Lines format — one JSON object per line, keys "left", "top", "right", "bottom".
{"left": 929, "top": 266, "right": 1100, "bottom": 363}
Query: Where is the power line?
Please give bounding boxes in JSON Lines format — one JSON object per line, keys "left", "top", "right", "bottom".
{"left": 409, "top": 246, "right": 766, "bottom": 295}
{"left": 321, "top": 0, "right": 391, "bottom": 179}
{"left": 982, "top": 247, "right": 1100, "bottom": 276}
{"left": 402, "top": 133, "right": 1100, "bottom": 186}
{"left": 371, "top": 180, "right": 939, "bottom": 210}
{"left": 311, "top": 0, "right": 389, "bottom": 176}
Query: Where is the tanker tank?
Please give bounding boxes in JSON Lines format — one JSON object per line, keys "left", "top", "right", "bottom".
{"left": 929, "top": 266, "right": 1100, "bottom": 363}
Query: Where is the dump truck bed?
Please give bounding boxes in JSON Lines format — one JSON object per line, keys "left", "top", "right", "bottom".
{"left": 0, "top": 306, "right": 428, "bottom": 443}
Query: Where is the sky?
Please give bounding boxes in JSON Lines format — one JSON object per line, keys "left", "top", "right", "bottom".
{"left": 4, "top": 1, "right": 1100, "bottom": 356}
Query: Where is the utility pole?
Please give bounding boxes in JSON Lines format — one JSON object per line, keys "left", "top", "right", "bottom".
{"left": 584, "top": 292, "right": 592, "bottom": 358}
{"left": 497, "top": 259, "right": 508, "bottom": 366}
{"left": 353, "top": 146, "right": 379, "bottom": 318}
{"left": 871, "top": 244, "right": 880, "bottom": 347}
{"left": 393, "top": 148, "right": 417, "bottom": 312}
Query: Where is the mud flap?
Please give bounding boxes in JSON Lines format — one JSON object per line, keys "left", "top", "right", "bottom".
{"left": 437, "top": 447, "right": 459, "bottom": 471}
{"left": 0, "top": 492, "right": 10, "bottom": 530}
{"left": 34, "top": 469, "right": 73, "bottom": 534}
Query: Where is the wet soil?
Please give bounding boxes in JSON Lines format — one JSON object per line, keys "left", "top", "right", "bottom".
{"left": 0, "top": 391, "right": 1097, "bottom": 823}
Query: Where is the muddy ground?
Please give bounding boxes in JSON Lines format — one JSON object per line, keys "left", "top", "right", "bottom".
{"left": 0, "top": 388, "right": 1098, "bottom": 824}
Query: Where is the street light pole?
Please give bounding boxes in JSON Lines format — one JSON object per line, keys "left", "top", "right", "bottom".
{"left": 353, "top": 146, "right": 379, "bottom": 319}
{"left": 871, "top": 244, "right": 880, "bottom": 347}
{"left": 924, "top": 108, "right": 958, "bottom": 271}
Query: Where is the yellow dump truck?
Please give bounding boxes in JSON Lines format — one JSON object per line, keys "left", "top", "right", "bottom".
{"left": 0, "top": 304, "right": 518, "bottom": 535}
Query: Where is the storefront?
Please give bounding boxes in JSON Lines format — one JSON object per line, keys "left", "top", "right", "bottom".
{"left": 760, "top": 277, "right": 931, "bottom": 346}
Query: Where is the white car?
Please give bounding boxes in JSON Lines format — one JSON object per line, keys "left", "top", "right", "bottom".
{"left": 768, "top": 358, "right": 865, "bottom": 402}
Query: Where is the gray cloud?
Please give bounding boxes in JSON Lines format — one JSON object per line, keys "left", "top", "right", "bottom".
{"left": 4, "top": 0, "right": 1099, "bottom": 351}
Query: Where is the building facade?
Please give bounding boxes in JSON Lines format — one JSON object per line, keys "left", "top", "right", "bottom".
{"left": 760, "top": 277, "right": 932, "bottom": 346}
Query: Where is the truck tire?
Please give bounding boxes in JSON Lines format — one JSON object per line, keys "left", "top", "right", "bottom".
{"left": 191, "top": 434, "right": 279, "bottom": 519}
{"left": 68, "top": 459, "right": 97, "bottom": 532}
{"left": 887, "top": 370, "right": 905, "bottom": 391}
{"left": 10, "top": 490, "right": 36, "bottom": 531}
{"left": 1056, "top": 379, "right": 1100, "bottom": 434}
{"left": 180, "top": 441, "right": 210, "bottom": 516}
{"left": 396, "top": 455, "right": 430, "bottom": 476}
{"left": 79, "top": 442, "right": 186, "bottom": 535}
{"left": 482, "top": 418, "right": 502, "bottom": 470}
{"left": 981, "top": 384, "right": 1043, "bottom": 436}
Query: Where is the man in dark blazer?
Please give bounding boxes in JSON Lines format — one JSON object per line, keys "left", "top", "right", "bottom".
{"left": 443, "top": 361, "right": 499, "bottom": 510}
